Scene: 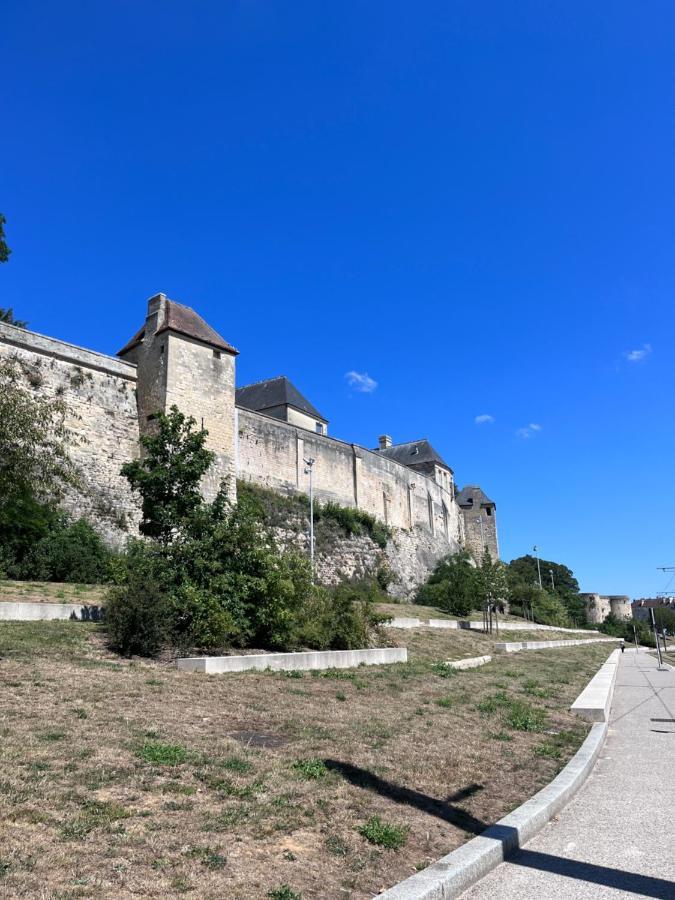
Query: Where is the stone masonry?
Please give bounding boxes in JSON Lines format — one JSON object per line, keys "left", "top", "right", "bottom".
{"left": 0, "top": 292, "right": 499, "bottom": 595}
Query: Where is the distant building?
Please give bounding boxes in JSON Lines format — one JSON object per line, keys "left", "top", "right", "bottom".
{"left": 632, "top": 597, "right": 675, "bottom": 623}
{"left": 236, "top": 376, "right": 328, "bottom": 435}
{"left": 580, "top": 593, "right": 631, "bottom": 625}
{"left": 455, "top": 485, "right": 499, "bottom": 562}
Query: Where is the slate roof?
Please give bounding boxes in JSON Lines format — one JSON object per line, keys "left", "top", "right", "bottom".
{"left": 374, "top": 439, "right": 453, "bottom": 473}
{"left": 456, "top": 485, "right": 495, "bottom": 507}
{"left": 117, "top": 296, "right": 238, "bottom": 356}
{"left": 236, "top": 376, "right": 327, "bottom": 423}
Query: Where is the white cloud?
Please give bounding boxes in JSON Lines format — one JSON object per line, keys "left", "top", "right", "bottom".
{"left": 474, "top": 414, "right": 495, "bottom": 425}
{"left": 345, "top": 370, "right": 378, "bottom": 393}
{"left": 624, "top": 343, "right": 652, "bottom": 362}
{"left": 516, "top": 423, "right": 542, "bottom": 439}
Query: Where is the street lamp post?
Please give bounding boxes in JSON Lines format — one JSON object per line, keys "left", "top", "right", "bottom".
{"left": 549, "top": 568, "right": 555, "bottom": 591}
{"left": 303, "top": 457, "right": 316, "bottom": 582}
{"left": 533, "top": 545, "right": 543, "bottom": 589}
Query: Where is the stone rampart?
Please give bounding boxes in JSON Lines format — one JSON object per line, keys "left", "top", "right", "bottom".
{"left": 0, "top": 322, "right": 140, "bottom": 544}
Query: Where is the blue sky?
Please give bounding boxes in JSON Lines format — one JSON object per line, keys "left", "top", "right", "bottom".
{"left": 3, "top": 2, "right": 674, "bottom": 598}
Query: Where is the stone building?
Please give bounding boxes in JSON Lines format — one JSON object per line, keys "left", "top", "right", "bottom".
{"left": 455, "top": 486, "right": 499, "bottom": 562}
{"left": 580, "top": 593, "right": 632, "bottom": 625}
{"left": 0, "top": 292, "right": 500, "bottom": 595}
{"left": 631, "top": 597, "right": 675, "bottom": 623}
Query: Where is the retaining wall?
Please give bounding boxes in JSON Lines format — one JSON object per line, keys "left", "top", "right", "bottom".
{"left": 176, "top": 647, "right": 407, "bottom": 674}
{"left": 0, "top": 601, "right": 104, "bottom": 621}
{"left": 495, "top": 637, "right": 619, "bottom": 653}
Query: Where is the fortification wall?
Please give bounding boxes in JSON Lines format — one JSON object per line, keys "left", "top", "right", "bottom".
{"left": 236, "top": 408, "right": 462, "bottom": 594}
{"left": 0, "top": 322, "right": 140, "bottom": 545}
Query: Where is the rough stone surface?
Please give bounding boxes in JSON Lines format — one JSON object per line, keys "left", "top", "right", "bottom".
{"left": 176, "top": 647, "right": 407, "bottom": 673}
{"left": 447, "top": 655, "right": 491, "bottom": 670}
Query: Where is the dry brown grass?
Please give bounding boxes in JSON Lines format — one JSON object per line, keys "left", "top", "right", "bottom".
{"left": 0, "top": 622, "right": 614, "bottom": 899}
{"left": 0, "top": 580, "right": 106, "bottom": 605}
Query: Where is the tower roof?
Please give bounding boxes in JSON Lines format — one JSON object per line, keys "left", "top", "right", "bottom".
{"left": 374, "top": 439, "right": 453, "bottom": 474}
{"left": 456, "top": 485, "right": 495, "bottom": 508}
{"left": 236, "top": 375, "right": 327, "bottom": 423}
{"left": 117, "top": 295, "right": 238, "bottom": 357}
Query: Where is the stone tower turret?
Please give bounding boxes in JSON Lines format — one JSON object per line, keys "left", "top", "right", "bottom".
{"left": 455, "top": 485, "right": 499, "bottom": 562}
{"left": 118, "top": 293, "right": 239, "bottom": 502}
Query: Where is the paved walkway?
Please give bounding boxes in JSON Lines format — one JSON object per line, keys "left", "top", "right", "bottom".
{"left": 461, "top": 650, "right": 675, "bottom": 899}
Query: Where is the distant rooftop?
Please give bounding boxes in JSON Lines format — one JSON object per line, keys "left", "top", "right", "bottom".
{"left": 236, "top": 375, "right": 327, "bottom": 423}
{"left": 456, "top": 485, "right": 495, "bottom": 507}
{"left": 117, "top": 295, "right": 238, "bottom": 357}
{"left": 374, "top": 439, "right": 453, "bottom": 473}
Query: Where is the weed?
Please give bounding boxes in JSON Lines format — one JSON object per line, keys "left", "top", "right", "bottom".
{"left": 502, "top": 700, "right": 547, "bottom": 733}
{"left": 145, "top": 678, "right": 162, "bottom": 687}
{"left": 281, "top": 670, "right": 303, "bottom": 679}
{"left": 534, "top": 742, "right": 562, "bottom": 759}
{"left": 292, "top": 758, "right": 327, "bottom": 780}
{"left": 268, "top": 887, "right": 301, "bottom": 900}
{"left": 357, "top": 815, "right": 408, "bottom": 850}
{"left": 489, "top": 731, "right": 514, "bottom": 742}
{"left": 336, "top": 691, "right": 347, "bottom": 702}
{"left": 435, "top": 696, "right": 453, "bottom": 708}
{"left": 40, "top": 729, "right": 66, "bottom": 742}
{"left": 430, "top": 662, "right": 456, "bottom": 678}
{"left": 221, "top": 755, "right": 253, "bottom": 774}
{"left": 137, "top": 740, "right": 190, "bottom": 766}
{"left": 60, "top": 799, "right": 128, "bottom": 840}
{"left": 72, "top": 708, "right": 88, "bottom": 720}
{"left": 0, "top": 859, "right": 10, "bottom": 878}
{"left": 325, "top": 834, "right": 350, "bottom": 857}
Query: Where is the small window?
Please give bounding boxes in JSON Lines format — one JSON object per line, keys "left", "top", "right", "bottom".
{"left": 315, "top": 422, "right": 323, "bottom": 434}
{"left": 160, "top": 344, "right": 165, "bottom": 355}
{"left": 213, "top": 349, "right": 221, "bottom": 359}
{"left": 146, "top": 414, "right": 156, "bottom": 422}
{"left": 486, "top": 507, "right": 492, "bottom": 517}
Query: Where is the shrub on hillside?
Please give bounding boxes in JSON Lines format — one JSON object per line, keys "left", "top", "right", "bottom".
{"left": 18, "top": 516, "right": 114, "bottom": 583}
{"left": 415, "top": 551, "right": 480, "bottom": 616}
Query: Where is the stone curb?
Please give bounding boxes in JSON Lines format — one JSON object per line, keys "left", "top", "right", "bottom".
{"left": 570, "top": 648, "right": 620, "bottom": 722}
{"left": 447, "top": 655, "right": 491, "bottom": 670}
{"left": 377, "top": 651, "right": 617, "bottom": 900}
{"left": 176, "top": 647, "right": 407, "bottom": 674}
{"left": 495, "top": 637, "right": 619, "bottom": 653}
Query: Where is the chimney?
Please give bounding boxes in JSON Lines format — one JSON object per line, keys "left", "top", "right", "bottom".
{"left": 379, "top": 434, "right": 392, "bottom": 450}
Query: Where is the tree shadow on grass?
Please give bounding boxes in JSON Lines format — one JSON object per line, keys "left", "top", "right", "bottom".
{"left": 324, "top": 759, "right": 674, "bottom": 899}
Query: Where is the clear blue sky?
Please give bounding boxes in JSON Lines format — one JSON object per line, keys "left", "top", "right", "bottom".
{"left": 3, "top": 2, "right": 674, "bottom": 598}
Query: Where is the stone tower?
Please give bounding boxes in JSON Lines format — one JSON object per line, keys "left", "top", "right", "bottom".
{"left": 455, "top": 485, "right": 499, "bottom": 562}
{"left": 118, "top": 293, "right": 238, "bottom": 502}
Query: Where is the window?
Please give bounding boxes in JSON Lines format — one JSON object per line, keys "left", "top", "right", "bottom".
{"left": 486, "top": 507, "right": 492, "bottom": 517}
{"left": 315, "top": 422, "right": 323, "bottom": 434}
{"left": 213, "top": 349, "right": 221, "bottom": 359}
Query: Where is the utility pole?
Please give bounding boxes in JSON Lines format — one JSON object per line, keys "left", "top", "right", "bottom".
{"left": 303, "top": 457, "right": 316, "bottom": 582}
{"left": 650, "top": 608, "right": 665, "bottom": 669}
{"left": 533, "top": 545, "right": 542, "bottom": 589}
{"left": 633, "top": 623, "right": 639, "bottom": 653}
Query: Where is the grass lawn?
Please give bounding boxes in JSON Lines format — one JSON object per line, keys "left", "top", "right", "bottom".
{"left": 0, "top": 580, "right": 106, "bottom": 605}
{"left": 0, "top": 622, "right": 614, "bottom": 899}
{"left": 374, "top": 601, "right": 532, "bottom": 623}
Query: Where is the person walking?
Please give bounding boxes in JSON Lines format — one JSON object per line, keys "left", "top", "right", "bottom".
{"left": 620, "top": 638, "right": 625, "bottom": 653}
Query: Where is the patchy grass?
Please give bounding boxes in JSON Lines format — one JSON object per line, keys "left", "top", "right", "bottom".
{"left": 0, "top": 579, "right": 106, "bottom": 605}
{"left": 0, "top": 620, "right": 613, "bottom": 898}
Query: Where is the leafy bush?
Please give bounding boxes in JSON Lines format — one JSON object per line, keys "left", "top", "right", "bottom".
{"left": 18, "top": 516, "right": 114, "bottom": 583}
{"left": 416, "top": 551, "right": 480, "bottom": 616}
{"left": 109, "top": 409, "right": 382, "bottom": 657}
{"left": 316, "top": 502, "right": 390, "bottom": 548}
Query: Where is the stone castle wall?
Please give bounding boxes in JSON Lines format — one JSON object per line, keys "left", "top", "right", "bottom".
{"left": 0, "top": 314, "right": 478, "bottom": 595}
{"left": 0, "top": 321, "right": 140, "bottom": 544}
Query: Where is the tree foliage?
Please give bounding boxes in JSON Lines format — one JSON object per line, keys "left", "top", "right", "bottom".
{"left": 507, "top": 554, "right": 584, "bottom": 624}
{"left": 111, "top": 408, "right": 382, "bottom": 656}
{"left": 121, "top": 406, "right": 215, "bottom": 543}
{"left": 416, "top": 551, "right": 480, "bottom": 616}
{"left": 0, "top": 213, "right": 10, "bottom": 264}
{"left": 0, "top": 308, "right": 27, "bottom": 328}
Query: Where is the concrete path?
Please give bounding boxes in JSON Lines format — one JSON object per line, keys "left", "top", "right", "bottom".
{"left": 461, "top": 650, "right": 675, "bottom": 899}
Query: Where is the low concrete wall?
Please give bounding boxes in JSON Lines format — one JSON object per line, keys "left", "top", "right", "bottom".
{"left": 176, "top": 647, "right": 407, "bottom": 674}
{"left": 447, "top": 655, "right": 491, "bottom": 670}
{"left": 386, "top": 617, "right": 426, "bottom": 629}
{"left": 570, "top": 648, "right": 620, "bottom": 722}
{"left": 0, "top": 601, "right": 104, "bottom": 622}
{"left": 495, "top": 637, "right": 618, "bottom": 654}
{"left": 386, "top": 618, "right": 598, "bottom": 634}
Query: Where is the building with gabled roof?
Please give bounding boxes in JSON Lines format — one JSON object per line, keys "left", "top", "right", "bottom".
{"left": 236, "top": 375, "right": 328, "bottom": 435}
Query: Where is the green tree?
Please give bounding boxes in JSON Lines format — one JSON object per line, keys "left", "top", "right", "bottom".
{"left": 0, "top": 214, "right": 10, "bottom": 264}
{"left": 416, "top": 551, "right": 480, "bottom": 616}
{"left": 121, "top": 406, "right": 215, "bottom": 543}
{"left": 0, "top": 308, "right": 27, "bottom": 328}
{"left": 476, "top": 551, "right": 509, "bottom": 612}
{"left": 0, "top": 357, "right": 74, "bottom": 511}
{"left": 507, "top": 554, "right": 583, "bottom": 623}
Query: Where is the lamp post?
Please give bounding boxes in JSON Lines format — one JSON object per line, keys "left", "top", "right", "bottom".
{"left": 303, "top": 457, "right": 316, "bottom": 582}
{"left": 549, "top": 568, "right": 555, "bottom": 591}
{"left": 533, "top": 545, "right": 542, "bottom": 589}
